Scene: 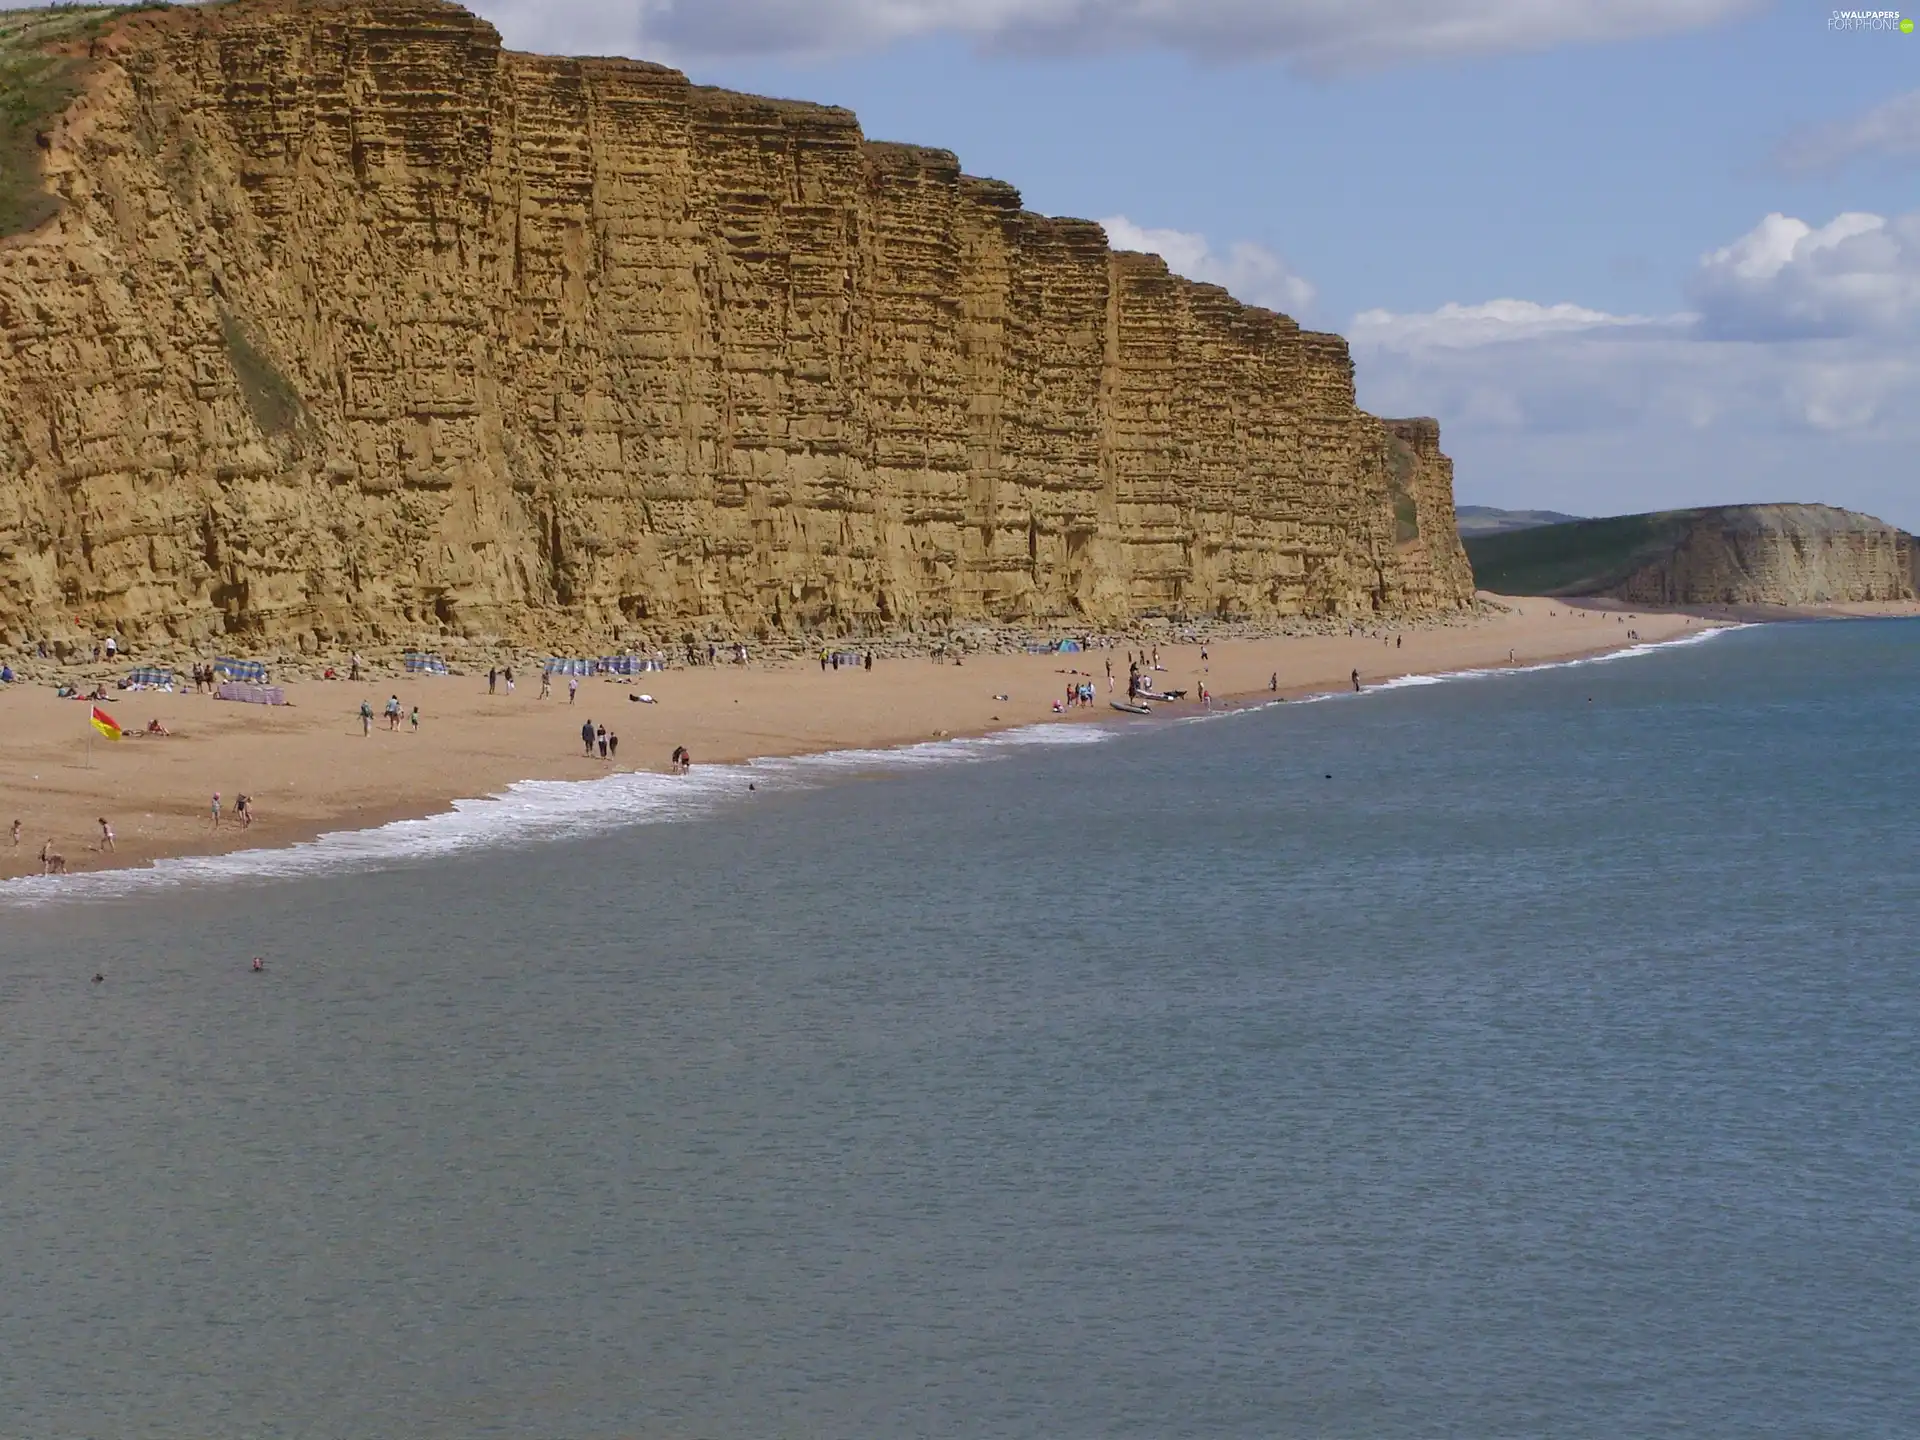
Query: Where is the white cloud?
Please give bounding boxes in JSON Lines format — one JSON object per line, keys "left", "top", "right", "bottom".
{"left": 1350, "top": 298, "right": 1672, "bottom": 350}
{"left": 1778, "top": 90, "right": 1920, "bottom": 175}
{"left": 1690, "top": 211, "right": 1920, "bottom": 340}
{"left": 1350, "top": 210, "right": 1920, "bottom": 529}
{"left": 1100, "top": 215, "right": 1315, "bottom": 314}
{"left": 463, "top": 0, "right": 1760, "bottom": 68}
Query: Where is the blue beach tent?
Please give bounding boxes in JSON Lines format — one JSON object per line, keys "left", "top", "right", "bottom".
{"left": 213, "top": 657, "right": 268, "bottom": 683}
{"left": 403, "top": 651, "right": 449, "bottom": 675}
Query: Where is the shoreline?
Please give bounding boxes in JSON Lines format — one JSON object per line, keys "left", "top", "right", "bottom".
{"left": 2, "top": 596, "right": 1912, "bottom": 897}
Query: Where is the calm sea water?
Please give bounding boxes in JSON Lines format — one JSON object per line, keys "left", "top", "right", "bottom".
{"left": 3, "top": 621, "right": 1917, "bottom": 1438}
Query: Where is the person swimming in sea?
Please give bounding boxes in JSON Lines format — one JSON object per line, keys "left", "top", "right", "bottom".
{"left": 251, "top": 957, "right": 264, "bottom": 972}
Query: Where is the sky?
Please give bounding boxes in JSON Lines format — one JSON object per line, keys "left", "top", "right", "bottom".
{"left": 440, "top": 0, "right": 1919, "bottom": 527}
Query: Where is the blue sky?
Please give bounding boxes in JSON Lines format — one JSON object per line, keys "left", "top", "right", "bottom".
{"left": 480, "top": 3, "right": 1919, "bottom": 526}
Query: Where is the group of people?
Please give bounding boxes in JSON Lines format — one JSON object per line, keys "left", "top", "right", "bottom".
{"left": 819, "top": 650, "right": 875, "bottom": 672}
{"left": 358, "top": 696, "right": 420, "bottom": 735}
{"left": 581, "top": 719, "right": 620, "bottom": 761}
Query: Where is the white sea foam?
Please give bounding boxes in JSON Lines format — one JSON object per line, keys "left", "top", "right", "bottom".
{"left": 0, "top": 627, "right": 1740, "bottom": 907}
{"left": 0, "top": 721, "right": 1113, "bottom": 907}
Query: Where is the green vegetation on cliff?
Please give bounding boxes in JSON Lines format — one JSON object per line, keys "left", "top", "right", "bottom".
{"left": 1466, "top": 504, "right": 1916, "bottom": 604}
{"left": 0, "top": 6, "right": 162, "bottom": 236}
{"left": 1465, "top": 511, "right": 1700, "bottom": 595}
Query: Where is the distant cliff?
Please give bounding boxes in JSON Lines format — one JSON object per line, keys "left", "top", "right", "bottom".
{"left": 1466, "top": 504, "right": 1916, "bottom": 605}
{"left": 0, "top": 0, "right": 1472, "bottom": 652}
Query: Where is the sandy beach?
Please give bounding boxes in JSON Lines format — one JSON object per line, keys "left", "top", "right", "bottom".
{"left": 1, "top": 595, "right": 1909, "bottom": 882}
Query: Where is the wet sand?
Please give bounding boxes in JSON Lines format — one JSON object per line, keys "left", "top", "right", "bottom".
{"left": 0, "top": 596, "right": 1898, "bottom": 882}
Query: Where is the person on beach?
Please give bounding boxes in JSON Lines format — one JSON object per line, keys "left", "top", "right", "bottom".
{"left": 504, "top": 666, "right": 514, "bottom": 695}
{"left": 488, "top": 666, "right": 497, "bottom": 695}
{"left": 360, "top": 699, "right": 373, "bottom": 736}
{"left": 1270, "top": 672, "right": 1278, "bottom": 692}
{"left": 1396, "top": 635, "right": 1402, "bottom": 649}
{"left": 1106, "top": 659, "right": 1114, "bottom": 693}
{"left": 98, "top": 817, "right": 114, "bottom": 852}
{"left": 707, "top": 642, "right": 717, "bottom": 666}
{"left": 210, "top": 792, "right": 221, "bottom": 829}
{"left": 385, "top": 695, "right": 401, "bottom": 731}
{"left": 581, "top": 718, "right": 595, "bottom": 756}
{"left": 41, "top": 839, "right": 66, "bottom": 875}
{"left": 568, "top": 676, "right": 579, "bottom": 705}
{"left": 237, "top": 794, "right": 253, "bottom": 828}
{"left": 865, "top": 651, "right": 873, "bottom": 672}
{"left": 539, "top": 671, "right": 551, "bottom": 700}
{"left": 410, "top": 705, "right": 420, "bottom": 733}
{"left": 608, "top": 732, "right": 619, "bottom": 762}
{"left": 820, "top": 649, "right": 828, "bottom": 673}
{"left": 10, "top": 819, "right": 19, "bottom": 847}
{"left": 349, "top": 652, "right": 362, "bottom": 682}
{"left": 597, "top": 724, "right": 608, "bottom": 760}
{"left": 1352, "top": 669, "right": 1361, "bottom": 692}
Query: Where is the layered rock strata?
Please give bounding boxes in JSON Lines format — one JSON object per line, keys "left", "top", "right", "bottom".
{"left": 0, "top": 0, "right": 1473, "bottom": 650}
{"left": 1608, "top": 506, "right": 1915, "bottom": 607}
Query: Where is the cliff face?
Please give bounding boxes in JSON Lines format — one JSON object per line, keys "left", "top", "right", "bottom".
{"left": 1609, "top": 507, "right": 1915, "bottom": 607}
{"left": 1464, "top": 504, "right": 1915, "bottom": 605}
{"left": 0, "top": 0, "right": 1473, "bottom": 651}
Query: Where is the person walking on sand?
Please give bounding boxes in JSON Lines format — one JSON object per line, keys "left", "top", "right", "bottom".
{"left": 504, "top": 666, "right": 514, "bottom": 695}
{"left": 41, "top": 839, "right": 65, "bottom": 875}
{"left": 1270, "top": 672, "right": 1278, "bottom": 692}
{"left": 539, "top": 670, "right": 551, "bottom": 700}
{"left": 410, "top": 705, "right": 419, "bottom": 733}
{"left": 596, "top": 724, "right": 608, "bottom": 760}
{"left": 581, "top": 718, "right": 595, "bottom": 757}
{"left": 98, "top": 817, "right": 114, "bottom": 852}
{"left": 488, "top": 666, "right": 497, "bottom": 695}
{"left": 360, "top": 699, "right": 373, "bottom": 736}
{"left": 1351, "top": 669, "right": 1361, "bottom": 693}
{"left": 349, "top": 651, "right": 362, "bottom": 682}
{"left": 10, "top": 819, "right": 19, "bottom": 848}
{"left": 237, "top": 793, "right": 253, "bottom": 828}
{"left": 608, "top": 732, "right": 619, "bottom": 762}
{"left": 385, "top": 694, "right": 401, "bottom": 731}
{"left": 210, "top": 792, "right": 222, "bottom": 830}
{"left": 568, "top": 675, "right": 579, "bottom": 705}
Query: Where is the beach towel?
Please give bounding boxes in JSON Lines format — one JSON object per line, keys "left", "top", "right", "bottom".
{"left": 214, "top": 657, "right": 268, "bottom": 683}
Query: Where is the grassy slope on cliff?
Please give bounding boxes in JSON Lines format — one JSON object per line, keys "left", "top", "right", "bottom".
{"left": 0, "top": 6, "right": 164, "bottom": 236}
{"left": 1465, "top": 510, "right": 1704, "bottom": 595}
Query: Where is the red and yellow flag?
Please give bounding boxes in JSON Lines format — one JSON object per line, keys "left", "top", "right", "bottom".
{"left": 90, "top": 706, "right": 122, "bottom": 741}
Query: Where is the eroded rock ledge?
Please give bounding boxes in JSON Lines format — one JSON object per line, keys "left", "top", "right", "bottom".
{"left": 0, "top": 0, "right": 1473, "bottom": 650}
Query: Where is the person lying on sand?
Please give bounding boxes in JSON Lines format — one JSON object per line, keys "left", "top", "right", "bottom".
{"left": 145, "top": 718, "right": 171, "bottom": 736}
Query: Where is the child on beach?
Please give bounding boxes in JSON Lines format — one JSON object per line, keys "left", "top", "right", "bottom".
{"left": 410, "top": 705, "right": 420, "bottom": 733}
{"left": 98, "top": 817, "right": 114, "bottom": 852}
{"left": 210, "top": 793, "right": 222, "bottom": 829}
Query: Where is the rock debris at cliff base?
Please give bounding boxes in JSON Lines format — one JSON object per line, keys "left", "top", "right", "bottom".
{"left": 0, "top": 0, "right": 1474, "bottom": 650}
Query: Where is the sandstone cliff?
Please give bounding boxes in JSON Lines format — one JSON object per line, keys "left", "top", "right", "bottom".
{"left": 0, "top": 0, "right": 1473, "bottom": 652}
{"left": 1464, "top": 504, "right": 1916, "bottom": 606}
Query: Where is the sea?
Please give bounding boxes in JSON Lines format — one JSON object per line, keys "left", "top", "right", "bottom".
{"left": 3, "top": 619, "right": 1916, "bottom": 1438}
